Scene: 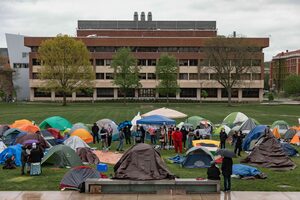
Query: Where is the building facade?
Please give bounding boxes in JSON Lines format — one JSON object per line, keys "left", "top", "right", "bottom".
{"left": 25, "top": 12, "right": 269, "bottom": 102}
{"left": 270, "top": 49, "right": 300, "bottom": 92}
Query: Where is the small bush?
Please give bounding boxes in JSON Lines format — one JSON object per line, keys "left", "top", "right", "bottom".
{"left": 268, "top": 93, "right": 274, "bottom": 101}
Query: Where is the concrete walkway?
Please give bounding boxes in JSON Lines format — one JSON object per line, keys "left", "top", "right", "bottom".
{"left": 0, "top": 191, "right": 299, "bottom": 200}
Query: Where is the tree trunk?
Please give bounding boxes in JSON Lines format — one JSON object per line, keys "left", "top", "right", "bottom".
{"left": 227, "top": 87, "right": 232, "bottom": 106}
{"left": 123, "top": 90, "right": 127, "bottom": 105}
{"left": 62, "top": 91, "right": 67, "bottom": 106}
{"left": 166, "top": 93, "right": 169, "bottom": 106}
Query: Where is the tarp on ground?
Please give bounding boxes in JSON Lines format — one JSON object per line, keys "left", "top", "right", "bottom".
{"left": 42, "top": 144, "right": 82, "bottom": 168}
{"left": 76, "top": 147, "right": 99, "bottom": 165}
{"left": 10, "top": 119, "right": 32, "bottom": 128}
{"left": 242, "top": 125, "right": 267, "bottom": 151}
{"left": 2, "top": 128, "right": 27, "bottom": 146}
{"left": 232, "top": 164, "right": 261, "bottom": 177}
{"left": 182, "top": 146, "right": 214, "bottom": 168}
{"left": 281, "top": 142, "right": 298, "bottom": 157}
{"left": 94, "top": 151, "right": 123, "bottom": 165}
{"left": 142, "top": 107, "right": 187, "bottom": 119}
{"left": 70, "top": 129, "right": 93, "bottom": 144}
{"left": 114, "top": 143, "right": 175, "bottom": 180}
{"left": 64, "top": 136, "right": 90, "bottom": 151}
{"left": 60, "top": 166, "right": 100, "bottom": 190}
{"left": 15, "top": 133, "right": 49, "bottom": 149}
{"left": 96, "top": 119, "right": 119, "bottom": 140}
{"left": 0, "top": 144, "right": 22, "bottom": 166}
{"left": 39, "top": 116, "right": 72, "bottom": 131}
{"left": 137, "top": 115, "right": 176, "bottom": 125}
{"left": 223, "top": 112, "right": 248, "bottom": 128}
{"left": 242, "top": 133, "right": 296, "bottom": 170}
{"left": 0, "top": 141, "right": 7, "bottom": 153}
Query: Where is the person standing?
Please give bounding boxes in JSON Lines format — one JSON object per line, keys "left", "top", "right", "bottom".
{"left": 124, "top": 126, "right": 131, "bottom": 145}
{"left": 234, "top": 131, "right": 244, "bottom": 156}
{"left": 100, "top": 126, "right": 108, "bottom": 150}
{"left": 187, "top": 128, "right": 194, "bottom": 149}
{"left": 140, "top": 125, "right": 146, "bottom": 143}
{"left": 28, "top": 143, "right": 44, "bottom": 175}
{"left": 181, "top": 126, "right": 188, "bottom": 150}
{"left": 91, "top": 123, "right": 100, "bottom": 144}
{"left": 159, "top": 126, "right": 166, "bottom": 149}
{"left": 172, "top": 128, "right": 183, "bottom": 154}
{"left": 107, "top": 124, "right": 113, "bottom": 149}
{"left": 149, "top": 127, "right": 156, "bottom": 145}
{"left": 221, "top": 156, "right": 233, "bottom": 192}
{"left": 116, "top": 128, "right": 125, "bottom": 152}
{"left": 168, "top": 127, "right": 173, "bottom": 148}
{"left": 219, "top": 128, "right": 228, "bottom": 149}
{"left": 21, "top": 146, "right": 31, "bottom": 175}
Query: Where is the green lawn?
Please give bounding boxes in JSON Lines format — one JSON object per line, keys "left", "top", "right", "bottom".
{"left": 0, "top": 102, "right": 300, "bottom": 191}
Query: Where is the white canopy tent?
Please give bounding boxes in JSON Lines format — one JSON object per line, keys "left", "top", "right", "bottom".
{"left": 142, "top": 107, "right": 187, "bottom": 119}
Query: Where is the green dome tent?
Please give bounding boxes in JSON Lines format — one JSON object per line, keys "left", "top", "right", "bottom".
{"left": 223, "top": 112, "right": 248, "bottom": 128}
{"left": 39, "top": 116, "right": 72, "bottom": 131}
{"left": 185, "top": 116, "right": 213, "bottom": 128}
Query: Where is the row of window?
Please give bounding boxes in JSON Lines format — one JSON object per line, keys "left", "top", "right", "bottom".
{"left": 13, "top": 63, "right": 28, "bottom": 69}
{"left": 33, "top": 88, "right": 260, "bottom": 98}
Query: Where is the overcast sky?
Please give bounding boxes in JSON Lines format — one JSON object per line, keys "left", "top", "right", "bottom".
{"left": 0, "top": 0, "right": 299, "bottom": 61}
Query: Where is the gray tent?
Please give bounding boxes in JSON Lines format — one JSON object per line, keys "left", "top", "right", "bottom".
{"left": 231, "top": 118, "right": 257, "bottom": 135}
{"left": 64, "top": 136, "right": 90, "bottom": 151}
{"left": 114, "top": 143, "right": 175, "bottom": 180}
{"left": 242, "top": 133, "right": 296, "bottom": 170}
{"left": 76, "top": 147, "right": 99, "bottom": 165}
{"left": 42, "top": 145, "right": 82, "bottom": 168}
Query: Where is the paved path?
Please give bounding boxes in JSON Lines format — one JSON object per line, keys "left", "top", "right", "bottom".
{"left": 0, "top": 191, "right": 299, "bottom": 200}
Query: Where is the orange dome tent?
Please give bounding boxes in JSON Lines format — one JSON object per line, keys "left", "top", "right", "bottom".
{"left": 290, "top": 132, "right": 300, "bottom": 145}
{"left": 70, "top": 128, "right": 93, "bottom": 143}
{"left": 272, "top": 127, "right": 280, "bottom": 139}
{"left": 10, "top": 119, "right": 33, "bottom": 128}
{"left": 19, "top": 124, "right": 40, "bottom": 134}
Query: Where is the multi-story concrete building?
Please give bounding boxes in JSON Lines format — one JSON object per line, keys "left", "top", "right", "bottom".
{"left": 24, "top": 12, "right": 269, "bottom": 102}
{"left": 270, "top": 49, "right": 300, "bottom": 92}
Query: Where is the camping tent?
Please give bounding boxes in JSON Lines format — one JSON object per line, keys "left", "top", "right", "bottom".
{"left": 223, "top": 112, "right": 248, "bottom": 128}
{"left": 0, "top": 141, "right": 7, "bottom": 153}
{"left": 114, "top": 143, "right": 175, "bottom": 180}
{"left": 242, "top": 133, "right": 296, "bottom": 170}
{"left": 15, "top": 133, "right": 49, "bottom": 149}
{"left": 70, "top": 129, "right": 93, "bottom": 144}
{"left": 96, "top": 119, "right": 119, "bottom": 140}
{"left": 182, "top": 146, "right": 214, "bottom": 168}
{"left": 0, "top": 144, "right": 22, "bottom": 166}
{"left": 42, "top": 145, "right": 82, "bottom": 168}
{"left": 0, "top": 125, "right": 10, "bottom": 137}
{"left": 2, "top": 128, "right": 26, "bottom": 145}
{"left": 137, "top": 115, "right": 176, "bottom": 125}
{"left": 70, "top": 123, "right": 89, "bottom": 134}
{"left": 64, "top": 136, "right": 90, "bottom": 150}
{"left": 39, "top": 116, "right": 72, "bottom": 131}
{"left": 40, "top": 130, "right": 57, "bottom": 146}
{"left": 230, "top": 118, "right": 257, "bottom": 135}
{"left": 76, "top": 147, "right": 99, "bottom": 165}
{"left": 60, "top": 166, "right": 100, "bottom": 190}
{"left": 130, "top": 112, "right": 142, "bottom": 131}
{"left": 142, "top": 107, "right": 187, "bottom": 119}
{"left": 18, "top": 124, "right": 40, "bottom": 134}
{"left": 185, "top": 116, "right": 213, "bottom": 128}
{"left": 271, "top": 120, "right": 289, "bottom": 135}
{"left": 272, "top": 128, "right": 281, "bottom": 139}
{"left": 192, "top": 139, "right": 220, "bottom": 147}
{"left": 214, "top": 125, "right": 231, "bottom": 135}
{"left": 284, "top": 128, "right": 297, "bottom": 140}
{"left": 47, "top": 128, "right": 64, "bottom": 139}
{"left": 10, "top": 119, "right": 32, "bottom": 128}
{"left": 290, "top": 132, "right": 300, "bottom": 145}
{"left": 242, "top": 125, "right": 267, "bottom": 151}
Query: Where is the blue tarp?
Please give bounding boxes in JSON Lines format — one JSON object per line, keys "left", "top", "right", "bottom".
{"left": 137, "top": 115, "right": 176, "bottom": 125}
{"left": 232, "top": 164, "right": 261, "bottom": 177}
{"left": 0, "top": 144, "right": 22, "bottom": 166}
{"left": 242, "top": 125, "right": 267, "bottom": 151}
{"left": 281, "top": 142, "right": 298, "bottom": 157}
{"left": 168, "top": 155, "right": 186, "bottom": 164}
{"left": 118, "top": 121, "right": 132, "bottom": 131}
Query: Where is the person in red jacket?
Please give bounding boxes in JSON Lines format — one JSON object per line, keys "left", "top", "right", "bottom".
{"left": 172, "top": 127, "right": 183, "bottom": 154}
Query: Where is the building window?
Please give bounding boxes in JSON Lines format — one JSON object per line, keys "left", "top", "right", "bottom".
{"left": 210, "top": 73, "right": 219, "bottom": 80}
{"left": 32, "top": 59, "right": 40, "bottom": 65}
{"left": 105, "top": 73, "right": 114, "bottom": 79}
{"left": 179, "top": 59, "right": 189, "bottom": 66}
{"left": 179, "top": 73, "right": 188, "bottom": 80}
{"left": 252, "top": 73, "right": 261, "bottom": 80}
{"left": 76, "top": 89, "right": 93, "bottom": 97}
{"left": 34, "top": 88, "right": 51, "bottom": 97}
{"left": 118, "top": 89, "right": 135, "bottom": 97}
{"left": 139, "top": 89, "right": 155, "bottom": 97}
{"left": 180, "top": 88, "right": 197, "bottom": 98}
{"left": 55, "top": 91, "right": 72, "bottom": 97}
{"left": 13, "top": 63, "right": 28, "bottom": 68}
{"left": 96, "top": 73, "right": 105, "bottom": 79}
{"left": 240, "top": 74, "right": 251, "bottom": 80}
{"left": 97, "top": 88, "right": 114, "bottom": 97}
{"left": 159, "top": 92, "right": 176, "bottom": 98}
{"left": 199, "top": 59, "right": 209, "bottom": 66}
{"left": 242, "top": 88, "right": 259, "bottom": 98}
{"left": 105, "top": 60, "right": 112, "bottom": 66}
{"left": 189, "top": 73, "right": 198, "bottom": 80}
{"left": 189, "top": 59, "right": 198, "bottom": 66}
{"left": 139, "top": 73, "right": 147, "bottom": 80}
{"left": 138, "top": 59, "right": 147, "bottom": 66}
{"left": 221, "top": 88, "right": 238, "bottom": 98}
{"left": 147, "top": 73, "right": 156, "bottom": 80}
{"left": 202, "top": 88, "right": 217, "bottom": 97}
{"left": 96, "top": 59, "right": 104, "bottom": 66}
{"left": 22, "top": 52, "right": 28, "bottom": 58}
{"left": 148, "top": 59, "right": 156, "bottom": 66}
{"left": 200, "top": 73, "right": 209, "bottom": 80}
{"left": 89, "top": 59, "right": 94, "bottom": 65}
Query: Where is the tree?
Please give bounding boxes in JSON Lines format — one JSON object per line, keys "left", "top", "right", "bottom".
{"left": 204, "top": 37, "right": 258, "bottom": 106}
{"left": 283, "top": 75, "right": 300, "bottom": 96}
{"left": 0, "top": 55, "right": 14, "bottom": 102}
{"left": 38, "top": 35, "right": 95, "bottom": 106}
{"left": 111, "top": 47, "right": 140, "bottom": 104}
{"left": 156, "top": 54, "right": 179, "bottom": 104}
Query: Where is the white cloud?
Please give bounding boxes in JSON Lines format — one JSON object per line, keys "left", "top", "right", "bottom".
{"left": 0, "top": 0, "right": 299, "bottom": 61}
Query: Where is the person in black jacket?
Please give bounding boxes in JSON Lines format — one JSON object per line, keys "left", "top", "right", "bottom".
{"left": 91, "top": 123, "right": 100, "bottom": 144}
{"left": 207, "top": 161, "right": 220, "bottom": 180}
{"left": 233, "top": 131, "right": 244, "bottom": 156}
{"left": 180, "top": 126, "right": 188, "bottom": 149}
{"left": 221, "top": 157, "right": 233, "bottom": 191}
{"left": 219, "top": 128, "right": 228, "bottom": 149}
{"left": 28, "top": 143, "right": 44, "bottom": 163}
{"left": 140, "top": 125, "right": 146, "bottom": 143}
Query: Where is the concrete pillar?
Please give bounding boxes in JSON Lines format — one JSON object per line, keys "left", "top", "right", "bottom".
{"left": 197, "top": 88, "right": 201, "bottom": 100}
{"left": 72, "top": 92, "right": 76, "bottom": 101}
{"left": 176, "top": 92, "right": 180, "bottom": 99}
{"left": 155, "top": 91, "right": 159, "bottom": 98}
{"left": 238, "top": 89, "right": 242, "bottom": 102}
{"left": 114, "top": 88, "right": 118, "bottom": 99}
{"left": 30, "top": 88, "right": 34, "bottom": 101}
{"left": 51, "top": 91, "right": 55, "bottom": 101}
{"left": 217, "top": 88, "right": 222, "bottom": 101}
{"left": 259, "top": 88, "right": 264, "bottom": 102}
{"left": 135, "top": 89, "right": 139, "bottom": 98}
{"left": 93, "top": 88, "right": 97, "bottom": 101}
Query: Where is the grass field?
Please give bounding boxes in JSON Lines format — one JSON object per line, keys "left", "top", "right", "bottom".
{"left": 0, "top": 102, "right": 300, "bottom": 191}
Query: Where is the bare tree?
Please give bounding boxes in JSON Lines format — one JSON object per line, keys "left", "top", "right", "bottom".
{"left": 204, "top": 37, "right": 259, "bottom": 106}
